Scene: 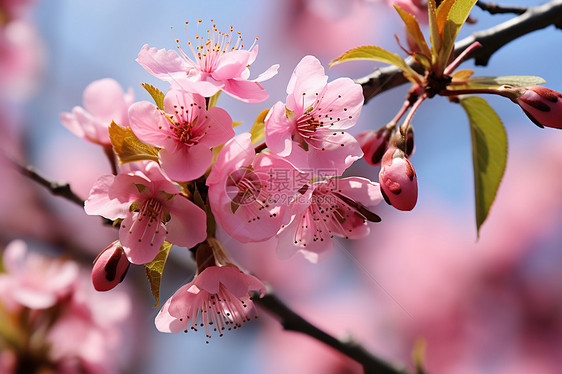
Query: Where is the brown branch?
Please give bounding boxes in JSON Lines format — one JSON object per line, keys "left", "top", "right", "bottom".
{"left": 8, "top": 155, "right": 85, "bottom": 206}
{"left": 359, "top": 0, "right": 562, "bottom": 103}
{"left": 255, "top": 290, "right": 413, "bottom": 374}
{"left": 476, "top": 1, "right": 527, "bottom": 15}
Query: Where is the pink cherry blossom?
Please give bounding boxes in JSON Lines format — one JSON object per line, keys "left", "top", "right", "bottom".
{"left": 379, "top": 146, "right": 418, "bottom": 211}
{"left": 515, "top": 86, "right": 562, "bottom": 129}
{"left": 207, "top": 133, "right": 306, "bottom": 243}
{"left": 0, "top": 240, "right": 79, "bottom": 310}
{"left": 276, "top": 177, "right": 382, "bottom": 263}
{"left": 265, "top": 55, "right": 363, "bottom": 174}
{"left": 91, "top": 240, "right": 130, "bottom": 292}
{"left": 155, "top": 265, "right": 266, "bottom": 338}
{"left": 84, "top": 162, "right": 206, "bottom": 264}
{"left": 60, "top": 78, "right": 134, "bottom": 146}
{"left": 136, "top": 21, "right": 278, "bottom": 103}
{"left": 128, "top": 89, "right": 234, "bottom": 181}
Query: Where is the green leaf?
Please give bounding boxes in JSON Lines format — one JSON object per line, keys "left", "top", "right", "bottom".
{"left": 427, "top": 0, "right": 441, "bottom": 64}
{"left": 394, "top": 5, "right": 431, "bottom": 58}
{"left": 250, "top": 109, "right": 269, "bottom": 145}
{"left": 460, "top": 96, "right": 507, "bottom": 236}
{"left": 109, "top": 122, "right": 160, "bottom": 164}
{"left": 449, "top": 75, "right": 546, "bottom": 90}
{"left": 330, "top": 45, "right": 422, "bottom": 84}
{"left": 144, "top": 241, "right": 173, "bottom": 308}
{"left": 207, "top": 90, "right": 222, "bottom": 109}
{"left": 141, "top": 83, "right": 165, "bottom": 111}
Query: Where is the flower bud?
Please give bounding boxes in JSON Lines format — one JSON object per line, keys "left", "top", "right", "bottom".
{"left": 379, "top": 147, "right": 418, "bottom": 211}
{"left": 356, "top": 127, "right": 393, "bottom": 166}
{"left": 92, "top": 241, "right": 130, "bottom": 291}
{"left": 516, "top": 86, "right": 562, "bottom": 129}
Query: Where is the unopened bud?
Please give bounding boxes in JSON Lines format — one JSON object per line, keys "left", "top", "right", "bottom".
{"left": 516, "top": 86, "right": 562, "bottom": 129}
{"left": 379, "top": 147, "right": 418, "bottom": 211}
{"left": 92, "top": 241, "right": 130, "bottom": 291}
{"left": 356, "top": 127, "right": 392, "bottom": 166}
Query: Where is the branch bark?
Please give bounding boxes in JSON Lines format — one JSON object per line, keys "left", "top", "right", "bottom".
{"left": 476, "top": 1, "right": 527, "bottom": 15}
{"left": 255, "top": 290, "right": 413, "bottom": 374}
{"left": 360, "top": 0, "right": 562, "bottom": 104}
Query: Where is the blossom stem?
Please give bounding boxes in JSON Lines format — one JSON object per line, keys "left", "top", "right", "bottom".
{"left": 389, "top": 99, "right": 413, "bottom": 128}
{"left": 400, "top": 94, "right": 426, "bottom": 135}
{"left": 103, "top": 145, "right": 118, "bottom": 175}
{"left": 443, "top": 42, "right": 482, "bottom": 76}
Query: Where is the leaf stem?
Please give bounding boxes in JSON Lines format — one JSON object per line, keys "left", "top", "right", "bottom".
{"left": 443, "top": 41, "right": 482, "bottom": 76}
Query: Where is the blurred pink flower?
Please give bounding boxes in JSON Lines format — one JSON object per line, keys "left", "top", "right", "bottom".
{"left": 137, "top": 22, "right": 278, "bottom": 103}
{"left": 60, "top": 78, "right": 134, "bottom": 146}
{"left": 265, "top": 55, "right": 363, "bottom": 174}
{"left": 155, "top": 265, "right": 265, "bottom": 338}
{"left": 277, "top": 176, "right": 382, "bottom": 263}
{"left": 128, "top": 89, "right": 234, "bottom": 181}
{"left": 0, "top": 19, "right": 44, "bottom": 99}
{"left": 85, "top": 162, "right": 206, "bottom": 264}
{"left": 0, "top": 240, "right": 78, "bottom": 310}
{"left": 207, "top": 133, "right": 304, "bottom": 243}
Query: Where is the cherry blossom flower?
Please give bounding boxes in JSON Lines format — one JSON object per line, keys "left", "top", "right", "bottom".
{"left": 515, "top": 86, "right": 562, "bottom": 129}
{"left": 265, "top": 55, "right": 363, "bottom": 174}
{"left": 276, "top": 177, "right": 382, "bottom": 262}
{"left": 84, "top": 162, "right": 206, "bottom": 264}
{"left": 61, "top": 78, "right": 134, "bottom": 146}
{"left": 136, "top": 21, "right": 278, "bottom": 103}
{"left": 207, "top": 133, "right": 306, "bottom": 243}
{"left": 91, "top": 241, "right": 130, "bottom": 292}
{"left": 0, "top": 240, "right": 78, "bottom": 310}
{"left": 155, "top": 265, "right": 266, "bottom": 339}
{"left": 128, "top": 88, "right": 234, "bottom": 181}
{"left": 379, "top": 146, "right": 418, "bottom": 211}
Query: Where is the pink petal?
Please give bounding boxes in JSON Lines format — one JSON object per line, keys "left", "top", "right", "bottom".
{"left": 136, "top": 44, "right": 188, "bottom": 81}
{"left": 206, "top": 133, "right": 254, "bottom": 186}
{"left": 286, "top": 55, "right": 328, "bottom": 112}
{"left": 306, "top": 132, "right": 363, "bottom": 174}
{"left": 319, "top": 77, "right": 363, "bottom": 130}
{"left": 222, "top": 78, "right": 269, "bottom": 103}
{"left": 265, "top": 102, "right": 294, "bottom": 157}
{"left": 196, "top": 266, "right": 265, "bottom": 298}
{"left": 165, "top": 195, "right": 207, "bottom": 248}
{"left": 163, "top": 89, "right": 205, "bottom": 122}
{"left": 253, "top": 64, "right": 280, "bottom": 83}
{"left": 170, "top": 76, "right": 223, "bottom": 98}
{"left": 334, "top": 177, "right": 382, "bottom": 207}
{"left": 82, "top": 78, "right": 128, "bottom": 124}
{"left": 140, "top": 162, "right": 182, "bottom": 196}
{"left": 119, "top": 212, "right": 166, "bottom": 265}
{"left": 159, "top": 145, "right": 213, "bottom": 182}
{"left": 85, "top": 175, "right": 131, "bottom": 220}
{"left": 195, "top": 106, "right": 234, "bottom": 147}
{"left": 155, "top": 295, "right": 188, "bottom": 333}
{"left": 128, "top": 101, "right": 171, "bottom": 148}
{"left": 212, "top": 50, "right": 252, "bottom": 81}
{"left": 2, "top": 239, "right": 26, "bottom": 274}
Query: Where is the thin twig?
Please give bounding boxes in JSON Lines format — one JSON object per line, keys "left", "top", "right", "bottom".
{"left": 476, "top": 0, "right": 527, "bottom": 15}
{"left": 7, "top": 155, "right": 85, "bottom": 206}
{"left": 255, "top": 290, "right": 413, "bottom": 374}
{"left": 359, "top": 0, "right": 562, "bottom": 103}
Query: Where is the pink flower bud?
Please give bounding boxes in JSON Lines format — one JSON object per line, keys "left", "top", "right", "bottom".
{"left": 357, "top": 127, "right": 392, "bottom": 166}
{"left": 92, "top": 241, "right": 130, "bottom": 292}
{"left": 517, "top": 86, "right": 562, "bottom": 129}
{"left": 379, "top": 147, "right": 418, "bottom": 211}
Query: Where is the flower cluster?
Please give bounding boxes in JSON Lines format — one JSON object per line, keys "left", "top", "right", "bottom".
{"left": 61, "top": 21, "right": 385, "bottom": 340}
{"left": 0, "top": 240, "right": 132, "bottom": 373}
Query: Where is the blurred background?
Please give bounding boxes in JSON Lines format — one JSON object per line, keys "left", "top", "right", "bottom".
{"left": 1, "top": 0, "right": 562, "bottom": 373}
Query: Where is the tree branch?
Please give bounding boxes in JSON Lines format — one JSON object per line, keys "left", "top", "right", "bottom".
{"left": 7, "top": 155, "right": 85, "bottom": 206}
{"left": 255, "top": 290, "right": 413, "bottom": 374}
{"left": 476, "top": 1, "right": 527, "bottom": 15}
{"left": 359, "top": 0, "right": 562, "bottom": 103}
